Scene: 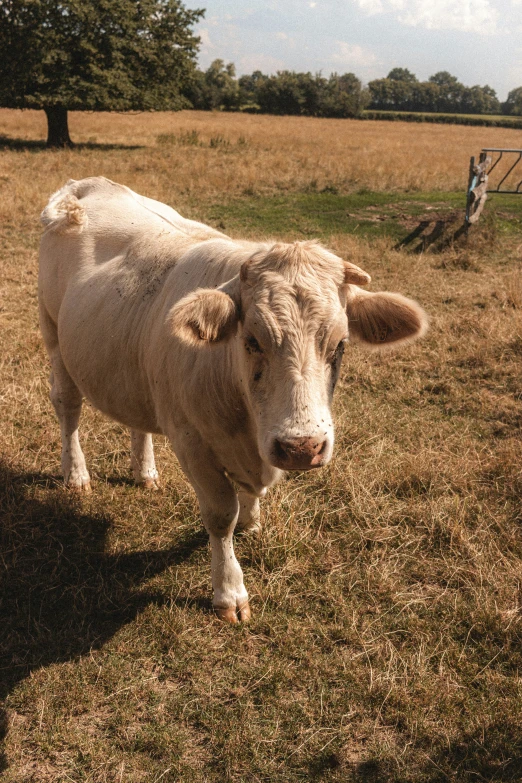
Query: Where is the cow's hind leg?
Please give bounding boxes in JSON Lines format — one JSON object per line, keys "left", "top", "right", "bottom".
{"left": 49, "top": 352, "right": 91, "bottom": 492}
{"left": 236, "top": 491, "right": 261, "bottom": 533}
{"left": 130, "top": 430, "right": 160, "bottom": 489}
{"left": 40, "top": 304, "right": 90, "bottom": 491}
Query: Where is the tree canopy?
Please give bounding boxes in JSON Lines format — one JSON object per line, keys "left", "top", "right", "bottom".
{"left": 387, "top": 68, "right": 417, "bottom": 83}
{"left": 186, "top": 63, "right": 369, "bottom": 118}
{"left": 0, "top": 0, "right": 204, "bottom": 145}
{"left": 185, "top": 59, "right": 241, "bottom": 111}
{"left": 503, "top": 87, "right": 522, "bottom": 116}
{"left": 368, "top": 71, "right": 501, "bottom": 115}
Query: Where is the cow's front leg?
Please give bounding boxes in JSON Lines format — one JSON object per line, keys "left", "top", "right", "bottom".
{"left": 208, "top": 526, "right": 250, "bottom": 624}
{"left": 202, "top": 493, "right": 250, "bottom": 623}
{"left": 173, "top": 437, "right": 250, "bottom": 623}
{"left": 130, "top": 430, "right": 160, "bottom": 489}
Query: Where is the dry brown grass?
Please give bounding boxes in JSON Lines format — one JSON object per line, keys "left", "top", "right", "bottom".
{"left": 2, "top": 108, "right": 522, "bottom": 219}
{"left": 1, "top": 109, "right": 522, "bottom": 782}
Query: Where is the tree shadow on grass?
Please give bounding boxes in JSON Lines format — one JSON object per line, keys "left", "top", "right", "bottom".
{"left": 0, "top": 458, "right": 207, "bottom": 773}
{"left": 0, "top": 135, "right": 144, "bottom": 151}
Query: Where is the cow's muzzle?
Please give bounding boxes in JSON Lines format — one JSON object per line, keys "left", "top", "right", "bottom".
{"left": 271, "top": 437, "right": 328, "bottom": 471}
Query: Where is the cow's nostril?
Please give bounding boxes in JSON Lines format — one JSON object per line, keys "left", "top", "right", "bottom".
{"left": 318, "top": 439, "right": 327, "bottom": 456}
{"left": 274, "top": 439, "right": 289, "bottom": 462}
{"left": 274, "top": 437, "right": 327, "bottom": 463}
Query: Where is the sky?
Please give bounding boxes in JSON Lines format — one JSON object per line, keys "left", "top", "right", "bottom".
{"left": 185, "top": 0, "right": 522, "bottom": 101}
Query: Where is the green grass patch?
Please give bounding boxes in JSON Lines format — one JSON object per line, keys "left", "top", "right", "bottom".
{"left": 197, "top": 191, "right": 522, "bottom": 244}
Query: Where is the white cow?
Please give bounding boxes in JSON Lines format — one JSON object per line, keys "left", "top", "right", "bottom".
{"left": 39, "top": 177, "right": 427, "bottom": 623}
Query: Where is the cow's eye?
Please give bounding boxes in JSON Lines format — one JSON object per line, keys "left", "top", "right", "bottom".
{"left": 245, "top": 335, "right": 262, "bottom": 354}
{"left": 328, "top": 340, "right": 346, "bottom": 364}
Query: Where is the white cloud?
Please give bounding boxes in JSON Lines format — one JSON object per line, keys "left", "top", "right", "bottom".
{"left": 238, "top": 53, "right": 287, "bottom": 73}
{"left": 275, "top": 31, "right": 296, "bottom": 47}
{"left": 356, "top": 0, "right": 384, "bottom": 14}
{"left": 399, "top": 0, "right": 498, "bottom": 33}
{"left": 354, "top": 0, "right": 499, "bottom": 34}
{"left": 203, "top": 15, "right": 220, "bottom": 28}
{"left": 199, "top": 28, "right": 215, "bottom": 51}
{"left": 332, "top": 41, "right": 378, "bottom": 67}
{"left": 309, "top": 2, "right": 317, "bottom": 7}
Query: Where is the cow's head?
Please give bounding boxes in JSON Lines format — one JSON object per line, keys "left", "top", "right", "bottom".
{"left": 170, "top": 241, "right": 427, "bottom": 471}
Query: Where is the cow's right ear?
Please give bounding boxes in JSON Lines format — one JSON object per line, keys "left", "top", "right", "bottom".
{"left": 168, "top": 288, "right": 240, "bottom": 346}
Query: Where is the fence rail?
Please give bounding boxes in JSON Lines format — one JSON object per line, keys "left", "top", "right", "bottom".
{"left": 466, "top": 148, "right": 522, "bottom": 224}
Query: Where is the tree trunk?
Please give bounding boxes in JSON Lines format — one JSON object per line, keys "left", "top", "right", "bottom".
{"left": 44, "top": 107, "right": 73, "bottom": 148}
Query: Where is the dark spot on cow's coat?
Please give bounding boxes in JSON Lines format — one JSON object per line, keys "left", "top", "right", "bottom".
{"left": 245, "top": 335, "right": 262, "bottom": 355}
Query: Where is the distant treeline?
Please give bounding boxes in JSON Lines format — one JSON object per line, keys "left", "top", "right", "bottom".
{"left": 367, "top": 69, "right": 519, "bottom": 115}
{"left": 184, "top": 62, "right": 369, "bottom": 118}
{"left": 184, "top": 62, "right": 522, "bottom": 119}
{"left": 364, "top": 111, "right": 522, "bottom": 130}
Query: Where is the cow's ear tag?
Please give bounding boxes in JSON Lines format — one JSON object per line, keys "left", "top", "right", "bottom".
{"left": 343, "top": 262, "right": 371, "bottom": 286}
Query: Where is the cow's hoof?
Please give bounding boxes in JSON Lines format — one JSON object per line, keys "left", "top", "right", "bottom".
{"left": 214, "top": 601, "right": 251, "bottom": 624}
{"left": 215, "top": 606, "right": 239, "bottom": 624}
{"left": 140, "top": 477, "right": 161, "bottom": 491}
{"left": 236, "top": 520, "right": 261, "bottom": 535}
{"left": 67, "top": 480, "right": 92, "bottom": 494}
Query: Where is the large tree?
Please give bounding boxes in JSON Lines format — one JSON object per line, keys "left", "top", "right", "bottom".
{"left": 186, "top": 59, "right": 240, "bottom": 111}
{"left": 387, "top": 67, "right": 417, "bottom": 83}
{"left": 503, "top": 87, "right": 522, "bottom": 116}
{"left": 0, "top": 0, "right": 204, "bottom": 146}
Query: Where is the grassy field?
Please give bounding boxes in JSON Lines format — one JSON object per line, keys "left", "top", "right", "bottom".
{"left": 1, "top": 109, "right": 522, "bottom": 782}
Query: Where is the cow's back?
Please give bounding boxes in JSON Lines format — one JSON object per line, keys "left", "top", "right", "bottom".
{"left": 39, "top": 178, "right": 225, "bottom": 312}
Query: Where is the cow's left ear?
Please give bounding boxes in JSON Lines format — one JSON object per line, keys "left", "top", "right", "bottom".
{"left": 346, "top": 287, "right": 428, "bottom": 348}
{"left": 169, "top": 288, "right": 240, "bottom": 346}
{"left": 343, "top": 261, "right": 371, "bottom": 286}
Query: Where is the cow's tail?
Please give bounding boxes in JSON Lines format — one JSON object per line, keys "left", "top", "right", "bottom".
{"left": 40, "top": 180, "right": 87, "bottom": 234}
